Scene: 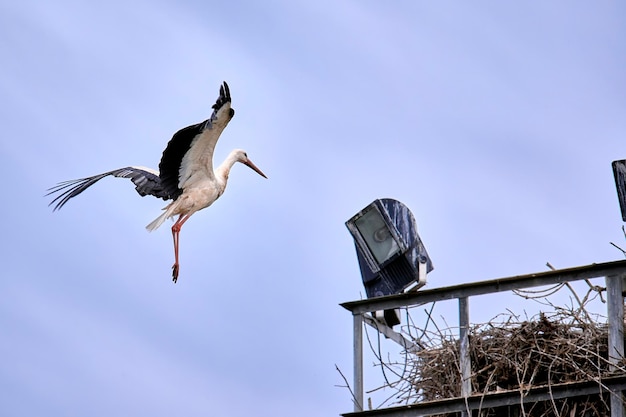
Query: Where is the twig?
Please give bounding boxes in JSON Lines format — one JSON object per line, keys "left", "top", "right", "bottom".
{"left": 335, "top": 364, "right": 360, "bottom": 409}
{"left": 610, "top": 241, "right": 626, "bottom": 257}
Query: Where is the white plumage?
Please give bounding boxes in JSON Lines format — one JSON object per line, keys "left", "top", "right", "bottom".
{"left": 47, "top": 82, "right": 267, "bottom": 282}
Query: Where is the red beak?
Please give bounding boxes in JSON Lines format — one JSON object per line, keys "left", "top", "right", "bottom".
{"left": 244, "top": 159, "right": 267, "bottom": 179}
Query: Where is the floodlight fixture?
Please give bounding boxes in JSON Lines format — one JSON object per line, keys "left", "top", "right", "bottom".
{"left": 346, "top": 199, "right": 433, "bottom": 325}
{"left": 613, "top": 160, "right": 626, "bottom": 222}
{"left": 348, "top": 201, "right": 406, "bottom": 273}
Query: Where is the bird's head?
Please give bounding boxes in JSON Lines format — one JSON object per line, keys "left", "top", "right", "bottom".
{"left": 233, "top": 149, "right": 267, "bottom": 179}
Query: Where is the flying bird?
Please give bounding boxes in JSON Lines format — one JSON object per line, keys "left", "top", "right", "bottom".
{"left": 47, "top": 81, "right": 267, "bottom": 282}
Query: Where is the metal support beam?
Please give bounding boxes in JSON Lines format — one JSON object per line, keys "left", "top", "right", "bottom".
{"left": 607, "top": 274, "right": 624, "bottom": 368}
{"left": 353, "top": 312, "right": 364, "bottom": 412}
{"left": 458, "top": 296, "right": 471, "bottom": 417}
{"left": 607, "top": 274, "right": 625, "bottom": 417}
{"left": 342, "top": 260, "right": 626, "bottom": 314}
{"left": 362, "top": 314, "right": 421, "bottom": 353}
{"left": 341, "top": 376, "right": 626, "bottom": 417}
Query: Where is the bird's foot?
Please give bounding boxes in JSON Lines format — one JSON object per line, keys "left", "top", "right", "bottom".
{"left": 172, "top": 263, "right": 179, "bottom": 283}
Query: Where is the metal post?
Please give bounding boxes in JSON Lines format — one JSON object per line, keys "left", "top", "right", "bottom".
{"left": 459, "top": 296, "right": 471, "bottom": 417}
{"left": 353, "top": 312, "right": 364, "bottom": 412}
{"left": 607, "top": 274, "right": 625, "bottom": 417}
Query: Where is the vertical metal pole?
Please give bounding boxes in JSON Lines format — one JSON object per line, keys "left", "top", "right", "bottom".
{"left": 607, "top": 274, "right": 624, "bottom": 417}
{"left": 353, "top": 312, "right": 364, "bottom": 412}
{"left": 459, "top": 296, "right": 471, "bottom": 417}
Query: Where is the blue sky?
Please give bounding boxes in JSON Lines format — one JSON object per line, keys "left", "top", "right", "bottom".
{"left": 1, "top": 1, "right": 625, "bottom": 415}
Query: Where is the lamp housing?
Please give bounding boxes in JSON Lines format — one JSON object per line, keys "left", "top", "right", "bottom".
{"left": 613, "top": 160, "right": 626, "bottom": 222}
{"left": 346, "top": 198, "right": 433, "bottom": 301}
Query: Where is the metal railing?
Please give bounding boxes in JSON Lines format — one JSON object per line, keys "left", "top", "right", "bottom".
{"left": 340, "top": 259, "right": 626, "bottom": 417}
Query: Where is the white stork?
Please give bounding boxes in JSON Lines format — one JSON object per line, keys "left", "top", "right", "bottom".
{"left": 47, "top": 81, "right": 267, "bottom": 283}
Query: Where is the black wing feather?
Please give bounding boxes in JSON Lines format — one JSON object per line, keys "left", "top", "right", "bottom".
{"left": 213, "top": 81, "right": 231, "bottom": 111}
{"left": 158, "top": 122, "right": 205, "bottom": 201}
{"left": 158, "top": 81, "right": 232, "bottom": 200}
{"left": 47, "top": 167, "right": 170, "bottom": 211}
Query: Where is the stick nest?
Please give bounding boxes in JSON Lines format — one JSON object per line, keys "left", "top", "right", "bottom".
{"left": 406, "top": 310, "right": 621, "bottom": 416}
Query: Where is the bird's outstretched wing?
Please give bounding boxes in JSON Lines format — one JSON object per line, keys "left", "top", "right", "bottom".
{"left": 159, "top": 81, "right": 235, "bottom": 200}
{"left": 47, "top": 166, "right": 170, "bottom": 211}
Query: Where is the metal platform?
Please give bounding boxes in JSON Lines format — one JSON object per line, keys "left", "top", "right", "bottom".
{"left": 340, "top": 259, "right": 626, "bottom": 416}
{"left": 341, "top": 375, "right": 626, "bottom": 417}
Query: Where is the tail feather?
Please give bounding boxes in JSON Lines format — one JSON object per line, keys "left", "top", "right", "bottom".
{"left": 146, "top": 203, "right": 177, "bottom": 232}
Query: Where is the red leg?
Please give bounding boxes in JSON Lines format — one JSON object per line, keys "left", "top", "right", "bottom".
{"left": 171, "top": 218, "right": 180, "bottom": 283}
{"left": 170, "top": 213, "right": 192, "bottom": 283}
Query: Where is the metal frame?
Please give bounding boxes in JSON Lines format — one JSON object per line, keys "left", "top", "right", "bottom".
{"left": 341, "top": 259, "right": 626, "bottom": 416}
{"left": 341, "top": 375, "right": 626, "bottom": 417}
